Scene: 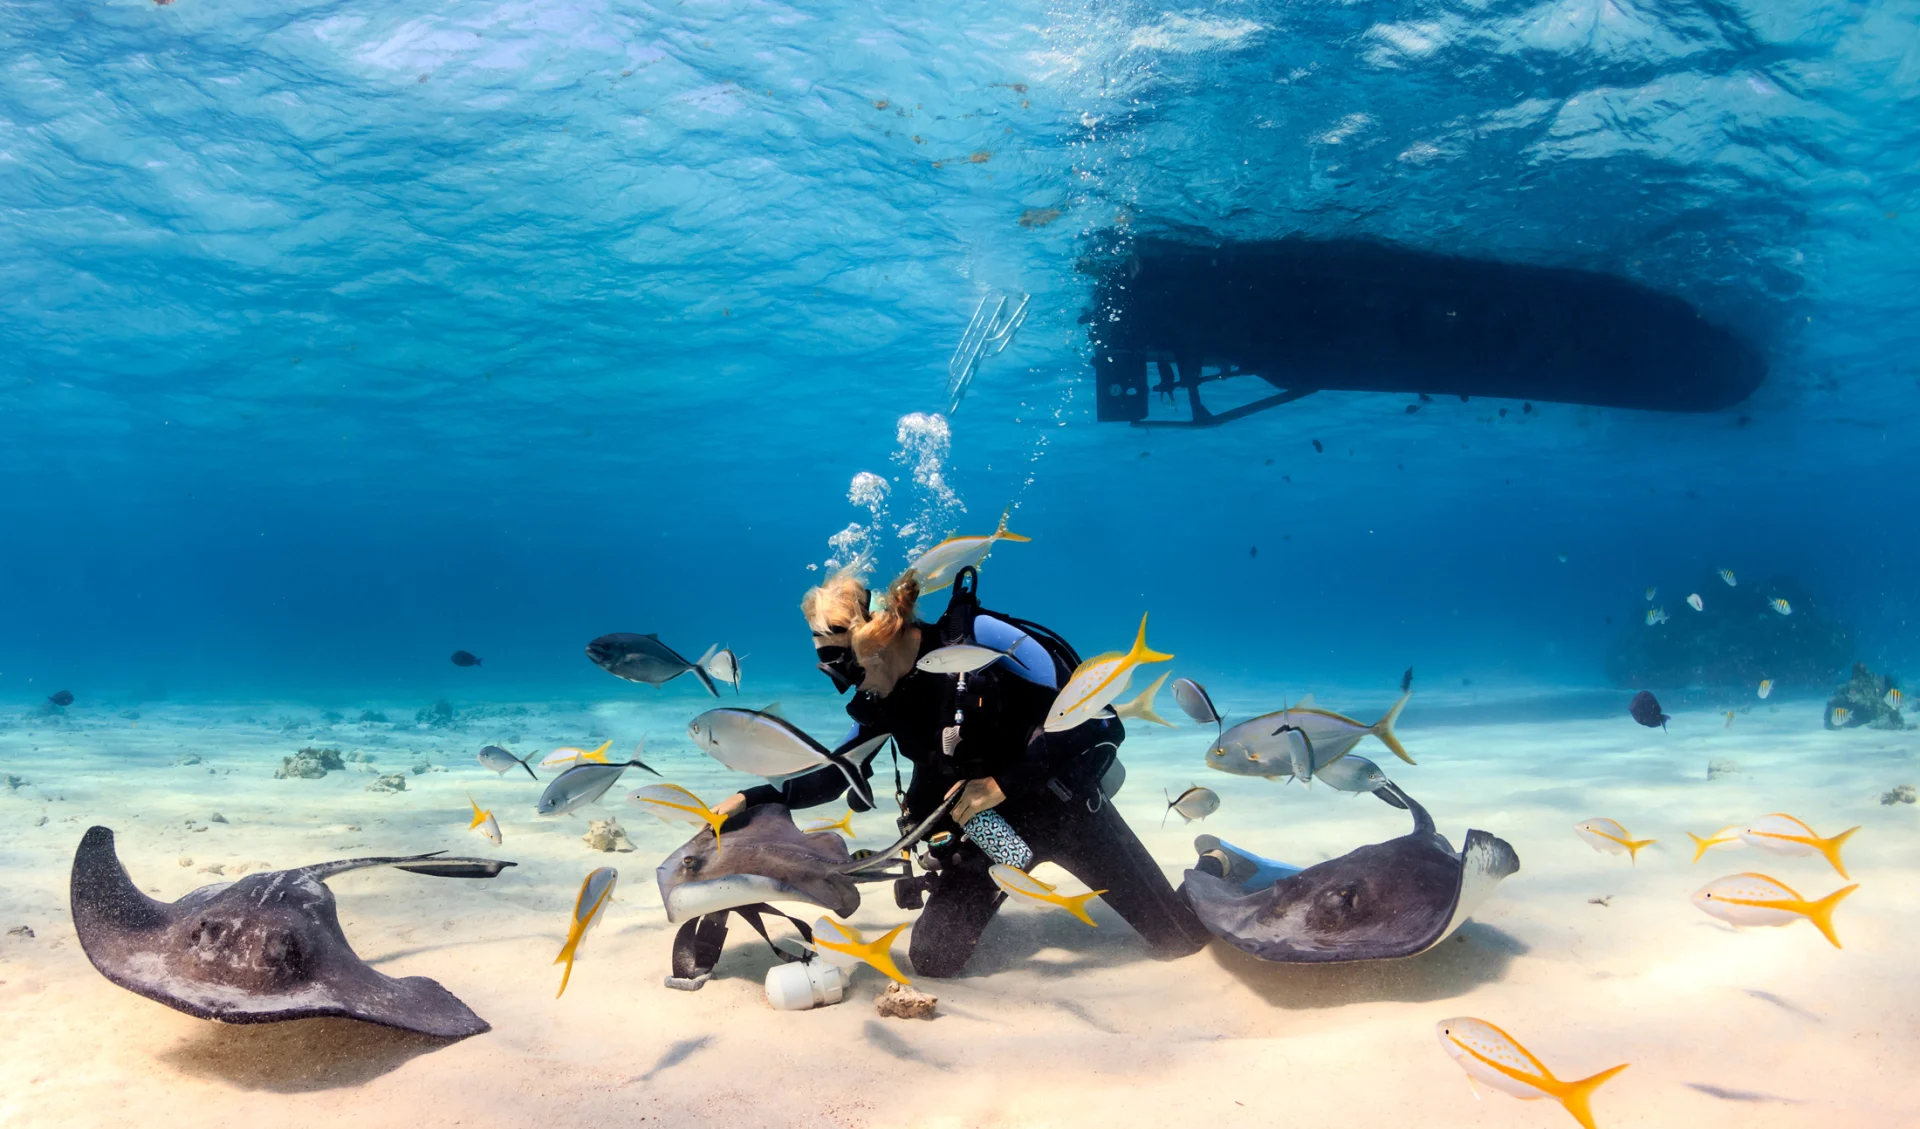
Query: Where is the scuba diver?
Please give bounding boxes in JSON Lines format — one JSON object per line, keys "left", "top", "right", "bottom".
{"left": 711, "top": 565, "right": 1211, "bottom": 977}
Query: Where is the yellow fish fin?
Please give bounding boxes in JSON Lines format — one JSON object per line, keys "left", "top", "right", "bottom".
{"left": 993, "top": 506, "right": 1031, "bottom": 543}
{"left": 584, "top": 740, "right": 613, "bottom": 763}
{"left": 1800, "top": 883, "right": 1859, "bottom": 949}
{"left": 1815, "top": 825, "right": 1859, "bottom": 880}
{"left": 1547, "top": 1062, "right": 1630, "bottom": 1129}
{"left": 1125, "top": 613, "right": 1174, "bottom": 667}
{"left": 553, "top": 924, "right": 583, "bottom": 997}
{"left": 1623, "top": 836, "right": 1656, "bottom": 864}
{"left": 823, "top": 812, "right": 854, "bottom": 837}
{"left": 1117, "top": 671, "right": 1175, "bottom": 727}
{"left": 1370, "top": 690, "right": 1415, "bottom": 764}
{"left": 1685, "top": 833, "right": 1716, "bottom": 864}
{"left": 1052, "top": 888, "right": 1108, "bottom": 927}
{"left": 467, "top": 795, "right": 488, "bottom": 830}
{"left": 822, "top": 923, "right": 913, "bottom": 983}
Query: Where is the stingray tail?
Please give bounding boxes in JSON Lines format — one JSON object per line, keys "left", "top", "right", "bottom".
{"left": 1549, "top": 1063, "right": 1630, "bottom": 1129}
{"left": 1370, "top": 691, "right": 1415, "bottom": 764}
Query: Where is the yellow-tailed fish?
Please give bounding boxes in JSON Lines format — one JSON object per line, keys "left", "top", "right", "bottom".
{"left": 1692, "top": 872, "right": 1857, "bottom": 948}
{"left": 909, "top": 507, "right": 1031, "bottom": 592}
{"left": 1686, "top": 826, "right": 1744, "bottom": 863}
{"left": 810, "top": 918, "right": 911, "bottom": 983}
{"left": 466, "top": 794, "right": 502, "bottom": 846}
{"left": 1436, "top": 1017, "right": 1629, "bottom": 1129}
{"left": 1043, "top": 613, "right": 1173, "bottom": 733}
{"left": 541, "top": 740, "right": 613, "bottom": 770}
{"left": 554, "top": 866, "right": 618, "bottom": 998}
{"left": 1723, "top": 710, "right": 1735, "bottom": 728}
{"left": 803, "top": 811, "right": 856, "bottom": 837}
{"left": 1644, "top": 607, "right": 1668, "bottom": 626}
{"left": 628, "top": 783, "right": 728, "bottom": 845}
{"left": 1757, "top": 679, "right": 1773, "bottom": 699}
{"left": 989, "top": 864, "right": 1106, "bottom": 926}
{"left": 1719, "top": 568, "right": 1737, "bottom": 586}
{"left": 1687, "top": 593, "right": 1704, "bottom": 611}
{"left": 1770, "top": 597, "right": 1792, "bottom": 616}
{"left": 1644, "top": 586, "right": 1656, "bottom": 601}
{"left": 1830, "top": 706, "right": 1850, "bottom": 726}
{"left": 1738, "top": 814, "right": 1858, "bottom": 878}
{"left": 1887, "top": 688, "right": 1904, "bottom": 710}
{"left": 1574, "top": 818, "right": 1656, "bottom": 863}
{"left": 1113, "top": 670, "right": 1175, "bottom": 728}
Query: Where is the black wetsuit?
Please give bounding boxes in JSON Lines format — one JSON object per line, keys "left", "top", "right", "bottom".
{"left": 740, "top": 627, "right": 1209, "bottom": 978}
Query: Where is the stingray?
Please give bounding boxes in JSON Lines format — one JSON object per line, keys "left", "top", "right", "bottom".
{"left": 1179, "top": 783, "right": 1519, "bottom": 962}
{"left": 656, "top": 796, "right": 958, "bottom": 924}
{"left": 71, "top": 826, "right": 515, "bottom": 1039}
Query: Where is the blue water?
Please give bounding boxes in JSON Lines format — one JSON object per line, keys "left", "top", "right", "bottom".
{"left": 3, "top": 2, "right": 1917, "bottom": 702}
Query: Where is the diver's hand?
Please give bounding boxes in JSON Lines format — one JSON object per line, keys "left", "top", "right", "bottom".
{"left": 951, "top": 777, "right": 1005, "bottom": 825}
{"left": 713, "top": 793, "right": 749, "bottom": 819}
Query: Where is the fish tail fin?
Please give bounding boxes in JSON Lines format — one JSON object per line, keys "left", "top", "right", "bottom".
{"left": 1371, "top": 691, "right": 1415, "bottom": 764}
{"left": 857, "top": 924, "right": 913, "bottom": 983}
{"left": 1686, "top": 833, "right": 1714, "bottom": 864}
{"left": 554, "top": 950, "right": 577, "bottom": 998}
{"left": 1802, "top": 884, "right": 1858, "bottom": 949}
{"left": 1126, "top": 613, "right": 1174, "bottom": 667}
{"left": 689, "top": 662, "right": 720, "bottom": 698}
{"left": 1119, "top": 671, "right": 1175, "bottom": 727}
{"left": 515, "top": 751, "right": 539, "bottom": 781}
{"left": 1816, "top": 826, "right": 1859, "bottom": 879}
{"left": 1624, "top": 837, "right": 1656, "bottom": 863}
{"left": 703, "top": 810, "right": 726, "bottom": 848}
{"left": 467, "top": 795, "right": 486, "bottom": 829}
{"left": 1551, "top": 1062, "right": 1629, "bottom": 1129}
{"left": 826, "top": 748, "right": 876, "bottom": 809}
{"left": 585, "top": 741, "right": 612, "bottom": 764}
{"left": 1056, "top": 889, "right": 1106, "bottom": 927}
{"left": 993, "top": 506, "right": 1031, "bottom": 543}
{"left": 696, "top": 643, "right": 719, "bottom": 667}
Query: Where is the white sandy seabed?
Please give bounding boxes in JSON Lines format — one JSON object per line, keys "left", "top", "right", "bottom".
{"left": 0, "top": 687, "right": 1914, "bottom": 1129}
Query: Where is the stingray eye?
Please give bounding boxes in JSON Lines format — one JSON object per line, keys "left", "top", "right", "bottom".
{"left": 680, "top": 856, "right": 701, "bottom": 872}
{"left": 1332, "top": 883, "right": 1361, "bottom": 911}
{"left": 190, "top": 919, "right": 225, "bottom": 947}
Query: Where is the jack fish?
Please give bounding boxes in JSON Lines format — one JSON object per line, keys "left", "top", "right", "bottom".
{"left": 688, "top": 707, "right": 890, "bottom": 808}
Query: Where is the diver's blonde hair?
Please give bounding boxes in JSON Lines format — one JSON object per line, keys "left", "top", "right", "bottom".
{"left": 804, "top": 567, "right": 921, "bottom": 665}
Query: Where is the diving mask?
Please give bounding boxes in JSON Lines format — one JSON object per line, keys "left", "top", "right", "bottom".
{"left": 815, "top": 642, "right": 864, "bottom": 694}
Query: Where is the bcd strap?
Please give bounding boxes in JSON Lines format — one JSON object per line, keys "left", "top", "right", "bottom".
{"left": 664, "top": 903, "right": 816, "bottom": 992}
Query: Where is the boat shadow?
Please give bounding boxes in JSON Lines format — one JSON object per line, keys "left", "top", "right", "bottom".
{"left": 156, "top": 1016, "right": 461, "bottom": 1092}
{"left": 1210, "top": 920, "right": 1529, "bottom": 1008}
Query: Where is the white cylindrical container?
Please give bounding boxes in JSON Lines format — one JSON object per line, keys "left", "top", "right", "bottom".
{"left": 764, "top": 959, "right": 849, "bottom": 1011}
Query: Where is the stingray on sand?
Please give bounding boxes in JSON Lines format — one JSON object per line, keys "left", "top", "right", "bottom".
{"left": 1180, "top": 783, "right": 1518, "bottom": 962}
{"left": 71, "top": 826, "right": 514, "bottom": 1039}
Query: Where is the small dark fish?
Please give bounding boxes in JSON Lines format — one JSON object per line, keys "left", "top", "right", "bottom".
{"left": 1311, "top": 439, "right": 1323, "bottom": 453}
{"left": 450, "top": 651, "right": 482, "bottom": 668}
{"left": 1523, "top": 402, "right": 1533, "bottom": 414}
{"left": 1498, "top": 408, "right": 1508, "bottom": 418}
{"left": 1418, "top": 393, "right": 1433, "bottom": 403}
{"left": 1263, "top": 458, "right": 1273, "bottom": 466}
{"left": 1605, "top": 614, "right": 1612, "bottom": 625}
{"left": 1400, "top": 668, "right": 1413, "bottom": 694}
{"left": 1629, "top": 690, "right": 1669, "bottom": 731}
{"left": 1404, "top": 404, "right": 1420, "bottom": 414}
{"left": 48, "top": 690, "right": 75, "bottom": 707}
{"left": 477, "top": 745, "right": 538, "bottom": 781}
{"left": 1458, "top": 394, "right": 1469, "bottom": 402}
{"left": 1249, "top": 546, "right": 1258, "bottom": 558}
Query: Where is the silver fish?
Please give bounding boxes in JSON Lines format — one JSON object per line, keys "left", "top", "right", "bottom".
{"left": 1171, "top": 678, "right": 1222, "bottom": 727}
{"left": 1208, "top": 692, "right": 1413, "bottom": 775}
{"left": 477, "top": 745, "right": 538, "bottom": 781}
{"left": 1314, "top": 753, "right": 1396, "bottom": 799}
{"left": 1206, "top": 722, "right": 1319, "bottom": 782}
{"left": 585, "top": 632, "right": 719, "bottom": 696}
{"left": 536, "top": 749, "right": 660, "bottom": 816}
{"left": 687, "top": 707, "right": 890, "bottom": 808}
{"left": 916, "top": 635, "right": 1030, "bottom": 675}
{"left": 700, "top": 646, "right": 744, "bottom": 693}
{"left": 1163, "top": 785, "right": 1221, "bottom": 826}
